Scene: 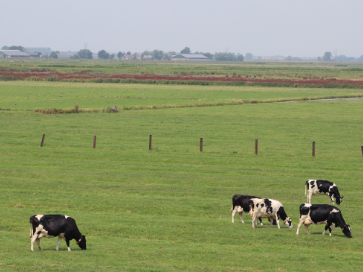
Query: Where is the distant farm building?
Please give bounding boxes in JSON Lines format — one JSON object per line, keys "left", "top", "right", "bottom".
{"left": 0, "top": 50, "right": 31, "bottom": 58}
{"left": 171, "top": 54, "right": 210, "bottom": 61}
{"left": 142, "top": 55, "right": 153, "bottom": 60}
{"left": 122, "top": 54, "right": 134, "bottom": 60}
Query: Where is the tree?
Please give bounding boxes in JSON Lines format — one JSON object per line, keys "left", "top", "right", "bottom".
{"left": 117, "top": 52, "right": 124, "bottom": 59}
{"left": 98, "top": 50, "right": 110, "bottom": 59}
{"left": 214, "top": 52, "right": 237, "bottom": 61}
{"left": 180, "top": 47, "right": 191, "bottom": 54}
{"left": 1, "top": 45, "right": 9, "bottom": 50}
{"left": 77, "top": 49, "right": 93, "bottom": 59}
{"left": 8, "top": 45, "right": 25, "bottom": 51}
{"left": 237, "top": 53, "right": 244, "bottom": 61}
{"left": 49, "top": 51, "right": 59, "bottom": 58}
{"left": 152, "top": 49, "right": 163, "bottom": 60}
{"left": 358, "top": 55, "right": 363, "bottom": 61}
{"left": 245, "top": 53, "right": 253, "bottom": 60}
{"left": 322, "top": 52, "right": 332, "bottom": 61}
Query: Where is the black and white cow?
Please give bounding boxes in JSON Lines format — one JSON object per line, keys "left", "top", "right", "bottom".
{"left": 296, "top": 204, "right": 352, "bottom": 238}
{"left": 249, "top": 198, "right": 293, "bottom": 229}
{"left": 30, "top": 214, "right": 87, "bottom": 251}
{"left": 305, "top": 179, "right": 343, "bottom": 205}
{"left": 231, "top": 195, "right": 263, "bottom": 225}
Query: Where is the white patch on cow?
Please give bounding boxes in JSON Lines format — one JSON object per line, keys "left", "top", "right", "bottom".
{"left": 35, "top": 225, "right": 55, "bottom": 239}
{"left": 35, "top": 215, "right": 44, "bottom": 221}
{"left": 331, "top": 209, "right": 339, "bottom": 213}
{"left": 65, "top": 215, "right": 69, "bottom": 219}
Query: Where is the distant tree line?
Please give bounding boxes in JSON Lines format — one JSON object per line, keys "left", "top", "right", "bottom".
{"left": 4, "top": 45, "right": 363, "bottom": 62}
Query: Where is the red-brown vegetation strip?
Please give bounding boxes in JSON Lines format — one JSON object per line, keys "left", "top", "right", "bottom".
{"left": 2, "top": 69, "right": 363, "bottom": 86}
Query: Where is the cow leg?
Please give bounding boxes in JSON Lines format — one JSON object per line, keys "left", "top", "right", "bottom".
{"left": 35, "top": 238, "right": 41, "bottom": 251}
{"left": 231, "top": 208, "right": 236, "bottom": 223}
{"left": 56, "top": 236, "right": 62, "bottom": 251}
{"left": 251, "top": 215, "right": 257, "bottom": 229}
{"left": 65, "top": 239, "right": 71, "bottom": 252}
{"left": 276, "top": 216, "right": 281, "bottom": 229}
{"left": 258, "top": 217, "right": 263, "bottom": 226}
{"left": 30, "top": 231, "right": 40, "bottom": 251}
{"left": 322, "top": 225, "right": 332, "bottom": 236}
{"left": 305, "top": 225, "right": 310, "bottom": 235}
{"left": 296, "top": 218, "right": 304, "bottom": 235}
{"left": 270, "top": 218, "right": 274, "bottom": 228}
{"left": 238, "top": 212, "right": 244, "bottom": 223}
{"left": 325, "top": 217, "right": 335, "bottom": 236}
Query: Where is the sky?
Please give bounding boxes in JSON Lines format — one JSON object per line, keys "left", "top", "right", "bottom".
{"left": 1, "top": 0, "right": 362, "bottom": 58}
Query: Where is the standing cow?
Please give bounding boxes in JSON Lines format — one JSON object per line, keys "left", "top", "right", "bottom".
{"left": 305, "top": 179, "right": 343, "bottom": 205}
{"left": 30, "top": 214, "right": 87, "bottom": 251}
{"left": 231, "top": 195, "right": 263, "bottom": 225}
{"left": 249, "top": 198, "right": 293, "bottom": 229}
{"left": 296, "top": 204, "right": 352, "bottom": 238}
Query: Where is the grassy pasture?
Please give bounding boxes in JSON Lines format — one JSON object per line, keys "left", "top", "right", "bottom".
{"left": 1, "top": 68, "right": 363, "bottom": 271}
{"left": 1, "top": 81, "right": 363, "bottom": 112}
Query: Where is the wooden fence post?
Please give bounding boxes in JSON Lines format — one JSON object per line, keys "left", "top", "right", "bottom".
{"left": 255, "top": 139, "right": 258, "bottom": 155}
{"left": 149, "top": 135, "right": 152, "bottom": 150}
{"left": 200, "top": 138, "right": 203, "bottom": 152}
{"left": 40, "top": 134, "right": 45, "bottom": 147}
{"left": 312, "top": 141, "right": 315, "bottom": 157}
{"left": 93, "top": 135, "right": 96, "bottom": 149}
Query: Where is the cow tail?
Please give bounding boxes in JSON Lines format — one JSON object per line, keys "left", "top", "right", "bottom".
{"left": 30, "top": 222, "right": 32, "bottom": 238}
{"left": 305, "top": 181, "right": 308, "bottom": 197}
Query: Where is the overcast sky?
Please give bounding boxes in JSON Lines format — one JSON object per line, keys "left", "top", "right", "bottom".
{"left": 1, "top": 0, "right": 362, "bottom": 57}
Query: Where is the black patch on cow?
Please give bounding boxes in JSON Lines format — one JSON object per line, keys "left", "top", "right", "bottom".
{"left": 316, "top": 180, "right": 334, "bottom": 194}
{"left": 309, "top": 180, "right": 315, "bottom": 188}
{"left": 299, "top": 204, "right": 310, "bottom": 216}
{"left": 277, "top": 206, "right": 288, "bottom": 220}
{"left": 264, "top": 199, "right": 273, "bottom": 214}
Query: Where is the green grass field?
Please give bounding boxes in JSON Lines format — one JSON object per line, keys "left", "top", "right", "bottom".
{"left": 1, "top": 64, "right": 363, "bottom": 271}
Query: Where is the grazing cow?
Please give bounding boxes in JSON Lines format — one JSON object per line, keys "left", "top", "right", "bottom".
{"left": 231, "top": 195, "right": 263, "bottom": 225}
{"left": 30, "top": 214, "right": 86, "bottom": 251}
{"left": 296, "top": 204, "right": 352, "bottom": 238}
{"left": 249, "top": 198, "right": 293, "bottom": 229}
{"left": 305, "top": 179, "right": 343, "bottom": 205}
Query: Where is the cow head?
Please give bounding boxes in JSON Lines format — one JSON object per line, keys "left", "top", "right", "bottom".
{"left": 336, "top": 196, "right": 344, "bottom": 205}
{"left": 342, "top": 225, "right": 352, "bottom": 238}
{"left": 76, "top": 235, "right": 87, "bottom": 250}
{"left": 284, "top": 217, "right": 293, "bottom": 228}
